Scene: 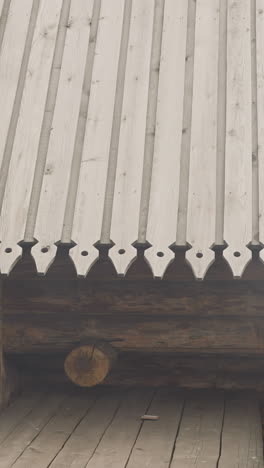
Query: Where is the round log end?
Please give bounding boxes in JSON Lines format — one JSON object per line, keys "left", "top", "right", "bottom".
{"left": 64, "top": 343, "right": 117, "bottom": 387}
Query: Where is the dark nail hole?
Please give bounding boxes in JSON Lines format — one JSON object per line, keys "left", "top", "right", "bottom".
{"left": 41, "top": 247, "right": 49, "bottom": 253}
{"left": 157, "top": 251, "right": 164, "bottom": 257}
{"left": 196, "top": 252, "right": 203, "bottom": 258}
{"left": 118, "top": 249, "right": 126, "bottom": 255}
{"left": 233, "top": 251, "right": 241, "bottom": 257}
{"left": 81, "top": 250, "right": 88, "bottom": 256}
{"left": 5, "top": 248, "right": 12, "bottom": 253}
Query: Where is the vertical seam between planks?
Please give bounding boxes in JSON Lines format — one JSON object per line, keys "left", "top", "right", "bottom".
{"left": 216, "top": 397, "right": 226, "bottom": 468}
{"left": 9, "top": 393, "right": 68, "bottom": 468}
{"left": 0, "top": 0, "right": 11, "bottom": 51}
{"left": 85, "top": 392, "right": 125, "bottom": 466}
{"left": 168, "top": 397, "right": 186, "bottom": 468}
{"left": 251, "top": 0, "right": 259, "bottom": 245}
{"left": 215, "top": 0, "right": 227, "bottom": 246}
{"left": 23, "top": 0, "right": 72, "bottom": 243}
{"left": 175, "top": 0, "right": 196, "bottom": 246}
{"left": 124, "top": 389, "right": 156, "bottom": 468}
{"left": 137, "top": 0, "right": 165, "bottom": 244}
{"left": 60, "top": 0, "right": 102, "bottom": 244}
{"left": 46, "top": 394, "right": 99, "bottom": 467}
{"left": 0, "top": 0, "right": 40, "bottom": 216}
{"left": 100, "top": 0, "right": 132, "bottom": 245}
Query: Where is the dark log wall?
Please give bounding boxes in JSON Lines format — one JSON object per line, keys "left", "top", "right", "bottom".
{"left": 3, "top": 247, "right": 264, "bottom": 388}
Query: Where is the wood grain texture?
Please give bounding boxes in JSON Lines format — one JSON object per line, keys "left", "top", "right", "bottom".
{"left": 109, "top": 0, "right": 155, "bottom": 275}
{"left": 0, "top": 393, "right": 64, "bottom": 467}
{"left": 186, "top": 0, "right": 219, "bottom": 280}
{"left": 257, "top": 1, "right": 264, "bottom": 262}
{"left": 85, "top": 389, "right": 153, "bottom": 468}
{"left": 0, "top": 0, "right": 33, "bottom": 175}
{"left": 70, "top": 0, "right": 125, "bottom": 276}
{"left": 0, "top": 1, "right": 5, "bottom": 18}
{"left": 145, "top": 0, "right": 188, "bottom": 278}
{"left": 218, "top": 394, "right": 264, "bottom": 468}
{"left": 49, "top": 392, "right": 121, "bottom": 468}
{"left": 0, "top": 0, "right": 62, "bottom": 274}
{"left": 223, "top": 0, "right": 252, "bottom": 277}
{"left": 0, "top": 0, "right": 262, "bottom": 278}
{"left": 171, "top": 393, "right": 224, "bottom": 467}
{"left": 126, "top": 389, "right": 184, "bottom": 468}
{"left": 31, "top": 0, "right": 94, "bottom": 274}
{"left": 11, "top": 394, "right": 95, "bottom": 468}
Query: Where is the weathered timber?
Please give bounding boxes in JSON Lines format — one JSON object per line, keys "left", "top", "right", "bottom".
{"left": 0, "top": 277, "right": 9, "bottom": 409}
{"left": 3, "top": 251, "right": 264, "bottom": 355}
{"left": 64, "top": 342, "right": 117, "bottom": 387}
{"left": 11, "top": 352, "right": 264, "bottom": 391}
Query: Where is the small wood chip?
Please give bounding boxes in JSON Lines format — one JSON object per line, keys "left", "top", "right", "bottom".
{"left": 141, "top": 415, "right": 159, "bottom": 420}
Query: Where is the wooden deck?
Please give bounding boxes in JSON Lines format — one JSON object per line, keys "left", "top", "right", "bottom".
{"left": 0, "top": 388, "right": 262, "bottom": 468}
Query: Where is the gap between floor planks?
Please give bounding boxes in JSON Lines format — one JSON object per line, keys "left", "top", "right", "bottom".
{"left": 0, "top": 388, "right": 262, "bottom": 468}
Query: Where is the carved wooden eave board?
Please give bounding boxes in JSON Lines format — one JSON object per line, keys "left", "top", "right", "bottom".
{"left": 0, "top": 0, "right": 262, "bottom": 280}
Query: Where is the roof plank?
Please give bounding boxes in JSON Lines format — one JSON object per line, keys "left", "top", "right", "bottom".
{"left": 257, "top": 1, "right": 264, "bottom": 261}
{"left": 0, "top": 0, "right": 62, "bottom": 274}
{"left": 109, "top": 0, "right": 155, "bottom": 275}
{"left": 223, "top": 0, "right": 252, "bottom": 277}
{"left": 69, "top": 0, "right": 125, "bottom": 277}
{"left": 185, "top": 0, "right": 220, "bottom": 280}
{"left": 145, "top": 0, "right": 188, "bottom": 278}
{"left": 31, "top": 0, "right": 94, "bottom": 274}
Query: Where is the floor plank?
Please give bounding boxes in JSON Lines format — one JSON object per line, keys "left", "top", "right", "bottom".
{"left": 0, "top": 392, "right": 65, "bottom": 468}
{"left": 50, "top": 390, "right": 122, "bottom": 468}
{"left": 86, "top": 389, "right": 154, "bottom": 468}
{"left": 126, "top": 389, "right": 184, "bottom": 468}
{"left": 0, "top": 391, "right": 44, "bottom": 445}
{"left": 218, "top": 393, "right": 264, "bottom": 468}
{"left": 11, "top": 393, "right": 97, "bottom": 468}
{"left": 170, "top": 392, "right": 225, "bottom": 468}
{"left": 0, "top": 388, "right": 262, "bottom": 468}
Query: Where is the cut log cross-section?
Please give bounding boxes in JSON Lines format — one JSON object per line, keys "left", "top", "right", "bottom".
{"left": 64, "top": 342, "right": 117, "bottom": 388}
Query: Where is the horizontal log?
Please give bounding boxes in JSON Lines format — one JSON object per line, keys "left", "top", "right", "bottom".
{"left": 10, "top": 351, "right": 264, "bottom": 391}
{"left": 4, "top": 313, "right": 264, "bottom": 354}
{"left": 4, "top": 277, "right": 264, "bottom": 318}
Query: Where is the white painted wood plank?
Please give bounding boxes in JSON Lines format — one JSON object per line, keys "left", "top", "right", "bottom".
{"left": 0, "top": 0, "right": 62, "bottom": 274}
{"left": 185, "top": 0, "right": 219, "bottom": 280}
{"left": 0, "top": 1, "right": 5, "bottom": 18}
{"left": 31, "top": 0, "right": 94, "bottom": 274}
{"left": 0, "top": 0, "right": 33, "bottom": 182}
{"left": 109, "top": 0, "right": 155, "bottom": 275}
{"left": 145, "top": 0, "right": 188, "bottom": 278}
{"left": 223, "top": 0, "right": 252, "bottom": 277}
{"left": 257, "top": 2, "right": 264, "bottom": 262}
{"left": 69, "top": 0, "right": 125, "bottom": 277}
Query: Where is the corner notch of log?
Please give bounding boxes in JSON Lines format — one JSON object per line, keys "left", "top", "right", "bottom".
{"left": 64, "top": 341, "right": 117, "bottom": 387}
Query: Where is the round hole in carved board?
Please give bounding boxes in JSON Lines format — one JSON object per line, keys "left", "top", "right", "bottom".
{"left": 118, "top": 249, "right": 126, "bottom": 255}
{"left": 157, "top": 251, "right": 164, "bottom": 257}
{"left": 196, "top": 252, "right": 203, "bottom": 258}
{"left": 41, "top": 247, "right": 49, "bottom": 253}
{"left": 81, "top": 250, "right": 88, "bottom": 256}
{"left": 233, "top": 251, "right": 241, "bottom": 257}
{"left": 5, "top": 248, "right": 12, "bottom": 253}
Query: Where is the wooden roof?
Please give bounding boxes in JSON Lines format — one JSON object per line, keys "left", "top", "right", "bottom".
{"left": 0, "top": 0, "right": 262, "bottom": 279}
